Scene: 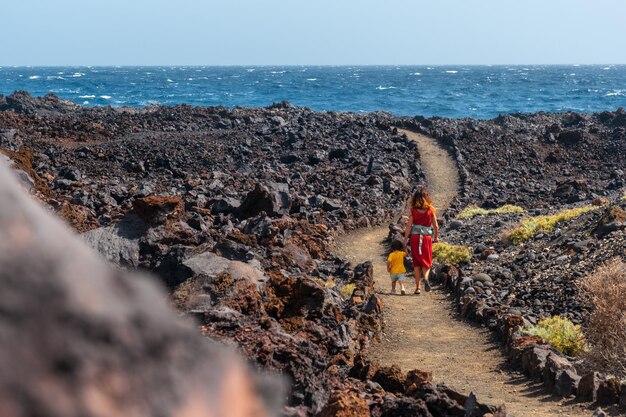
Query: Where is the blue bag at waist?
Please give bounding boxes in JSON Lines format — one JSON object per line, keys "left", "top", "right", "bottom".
{"left": 410, "top": 225, "right": 434, "bottom": 236}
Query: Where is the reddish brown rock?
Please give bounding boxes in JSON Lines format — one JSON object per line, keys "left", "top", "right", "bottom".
{"left": 317, "top": 390, "right": 370, "bottom": 417}
{"left": 373, "top": 365, "right": 405, "bottom": 393}
{"left": 133, "top": 195, "right": 184, "bottom": 224}
{"left": 404, "top": 369, "right": 433, "bottom": 396}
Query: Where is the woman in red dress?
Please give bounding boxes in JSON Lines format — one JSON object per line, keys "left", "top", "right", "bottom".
{"left": 402, "top": 187, "right": 439, "bottom": 294}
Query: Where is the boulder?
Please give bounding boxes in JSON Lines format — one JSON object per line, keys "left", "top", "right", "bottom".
{"left": 596, "top": 377, "right": 620, "bottom": 406}
{"left": 133, "top": 195, "right": 185, "bottom": 225}
{"left": 0, "top": 160, "right": 271, "bottom": 417}
{"left": 521, "top": 346, "right": 550, "bottom": 379}
{"left": 372, "top": 365, "right": 405, "bottom": 393}
{"left": 317, "top": 390, "right": 370, "bottom": 417}
{"left": 578, "top": 372, "right": 602, "bottom": 402}
{"left": 594, "top": 205, "right": 626, "bottom": 237}
{"left": 238, "top": 182, "right": 291, "bottom": 218}
{"left": 557, "top": 129, "right": 585, "bottom": 146}
{"left": 81, "top": 214, "right": 148, "bottom": 268}
{"left": 182, "top": 252, "right": 268, "bottom": 290}
{"left": 404, "top": 369, "right": 433, "bottom": 395}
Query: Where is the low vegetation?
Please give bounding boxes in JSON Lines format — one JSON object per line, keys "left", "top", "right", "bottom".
{"left": 340, "top": 283, "right": 356, "bottom": 299}
{"left": 582, "top": 258, "right": 626, "bottom": 376}
{"left": 508, "top": 205, "right": 597, "bottom": 243}
{"left": 433, "top": 242, "right": 471, "bottom": 265}
{"left": 526, "top": 316, "right": 586, "bottom": 356}
{"left": 457, "top": 204, "right": 525, "bottom": 219}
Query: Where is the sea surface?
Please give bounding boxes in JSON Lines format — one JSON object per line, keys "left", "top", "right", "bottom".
{"left": 1, "top": 66, "right": 625, "bottom": 119}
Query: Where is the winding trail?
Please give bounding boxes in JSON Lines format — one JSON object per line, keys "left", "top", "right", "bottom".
{"left": 337, "top": 129, "right": 589, "bottom": 417}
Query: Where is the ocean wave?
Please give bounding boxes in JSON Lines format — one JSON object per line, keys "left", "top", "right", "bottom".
{"left": 606, "top": 89, "right": 624, "bottom": 97}
{"left": 376, "top": 86, "right": 397, "bottom": 90}
{"left": 445, "top": 70, "right": 458, "bottom": 74}
{"left": 99, "top": 95, "right": 112, "bottom": 99}
{"left": 70, "top": 72, "right": 85, "bottom": 78}
{"left": 307, "top": 78, "right": 317, "bottom": 81}
{"left": 29, "top": 75, "right": 40, "bottom": 80}
{"left": 411, "top": 72, "right": 421, "bottom": 76}
{"left": 247, "top": 68, "right": 256, "bottom": 72}
{"left": 79, "top": 95, "right": 96, "bottom": 99}
{"left": 270, "top": 71, "right": 286, "bottom": 74}
{"left": 167, "top": 79, "right": 174, "bottom": 83}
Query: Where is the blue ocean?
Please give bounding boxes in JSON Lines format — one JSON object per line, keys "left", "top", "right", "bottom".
{"left": 1, "top": 66, "right": 625, "bottom": 119}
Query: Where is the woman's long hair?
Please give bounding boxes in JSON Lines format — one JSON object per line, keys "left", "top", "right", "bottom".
{"left": 411, "top": 187, "right": 434, "bottom": 210}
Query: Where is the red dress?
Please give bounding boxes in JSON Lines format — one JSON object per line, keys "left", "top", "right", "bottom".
{"left": 410, "top": 207, "right": 434, "bottom": 269}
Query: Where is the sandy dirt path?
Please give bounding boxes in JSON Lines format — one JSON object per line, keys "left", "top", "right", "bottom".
{"left": 336, "top": 129, "right": 591, "bottom": 417}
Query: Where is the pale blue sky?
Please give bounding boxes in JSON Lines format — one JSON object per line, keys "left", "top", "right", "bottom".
{"left": 2, "top": 0, "right": 625, "bottom": 65}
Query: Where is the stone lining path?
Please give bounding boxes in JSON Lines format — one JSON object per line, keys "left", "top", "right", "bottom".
{"left": 336, "top": 129, "right": 591, "bottom": 417}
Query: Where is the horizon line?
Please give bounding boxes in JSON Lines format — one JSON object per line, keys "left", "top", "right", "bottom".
{"left": 1, "top": 63, "right": 626, "bottom": 68}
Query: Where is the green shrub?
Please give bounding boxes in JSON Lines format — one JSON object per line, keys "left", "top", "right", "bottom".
{"left": 526, "top": 316, "right": 586, "bottom": 356}
{"left": 433, "top": 242, "right": 471, "bottom": 265}
{"left": 508, "top": 205, "right": 597, "bottom": 244}
{"left": 457, "top": 204, "right": 525, "bottom": 219}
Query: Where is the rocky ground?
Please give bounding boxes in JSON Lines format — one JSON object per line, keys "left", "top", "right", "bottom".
{"left": 389, "top": 111, "right": 625, "bottom": 411}
{"left": 2, "top": 91, "right": 624, "bottom": 415}
{"left": 0, "top": 91, "right": 508, "bottom": 417}
{"left": 398, "top": 110, "right": 625, "bottom": 214}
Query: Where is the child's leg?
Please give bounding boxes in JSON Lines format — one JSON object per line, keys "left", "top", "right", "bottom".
{"left": 391, "top": 279, "right": 397, "bottom": 293}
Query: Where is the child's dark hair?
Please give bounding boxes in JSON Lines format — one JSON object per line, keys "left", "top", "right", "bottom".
{"left": 391, "top": 240, "right": 404, "bottom": 251}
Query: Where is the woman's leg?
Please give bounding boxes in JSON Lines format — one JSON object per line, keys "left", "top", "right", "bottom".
{"left": 413, "top": 267, "right": 422, "bottom": 292}
{"left": 423, "top": 267, "right": 432, "bottom": 291}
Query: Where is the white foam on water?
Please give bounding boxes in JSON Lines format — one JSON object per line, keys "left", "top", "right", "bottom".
{"left": 607, "top": 89, "right": 624, "bottom": 97}
{"left": 231, "top": 75, "right": 240, "bottom": 78}
{"left": 411, "top": 72, "right": 421, "bottom": 76}
{"left": 79, "top": 95, "right": 96, "bottom": 98}
{"left": 270, "top": 71, "right": 286, "bottom": 74}
{"left": 188, "top": 78, "right": 194, "bottom": 81}
{"left": 376, "top": 86, "right": 397, "bottom": 90}
{"left": 83, "top": 101, "right": 90, "bottom": 105}
{"left": 603, "top": 67, "right": 611, "bottom": 70}
{"left": 71, "top": 72, "right": 85, "bottom": 78}
{"left": 29, "top": 75, "right": 40, "bottom": 79}
{"left": 306, "top": 78, "right": 317, "bottom": 81}
{"left": 57, "top": 72, "right": 64, "bottom": 75}
{"left": 247, "top": 68, "right": 256, "bottom": 72}
{"left": 445, "top": 70, "right": 458, "bottom": 74}
{"left": 99, "top": 95, "right": 112, "bottom": 99}
{"left": 569, "top": 73, "right": 576, "bottom": 76}
{"left": 167, "top": 79, "right": 174, "bottom": 82}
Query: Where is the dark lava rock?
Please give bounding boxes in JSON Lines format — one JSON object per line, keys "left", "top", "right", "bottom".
{"left": 0, "top": 161, "right": 272, "bottom": 417}
{"left": 238, "top": 182, "right": 291, "bottom": 219}
{"left": 133, "top": 195, "right": 185, "bottom": 225}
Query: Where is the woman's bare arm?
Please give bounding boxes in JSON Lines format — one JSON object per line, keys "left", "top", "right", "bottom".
{"left": 403, "top": 213, "right": 412, "bottom": 250}
{"left": 432, "top": 212, "right": 439, "bottom": 242}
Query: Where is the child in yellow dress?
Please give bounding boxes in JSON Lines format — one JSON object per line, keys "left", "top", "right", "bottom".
{"left": 387, "top": 240, "right": 407, "bottom": 295}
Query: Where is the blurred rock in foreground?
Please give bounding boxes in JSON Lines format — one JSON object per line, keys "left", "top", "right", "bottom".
{"left": 0, "top": 159, "right": 274, "bottom": 417}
